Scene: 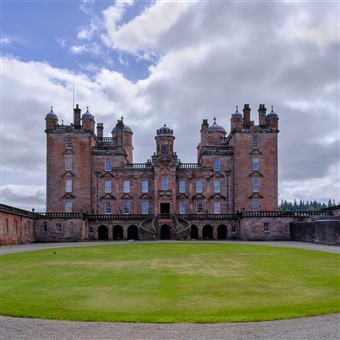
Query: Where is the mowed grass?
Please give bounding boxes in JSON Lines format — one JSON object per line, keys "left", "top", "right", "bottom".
{"left": 1, "top": 243, "right": 339, "bottom": 323}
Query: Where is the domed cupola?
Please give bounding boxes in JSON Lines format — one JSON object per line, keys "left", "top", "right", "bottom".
{"left": 45, "top": 106, "right": 58, "bottom": 120}
{"left": 208, "top": 117, "right": 226, "bottom": 133}
{"left": 266, "top": 106, "right": 279, "bottom": 119}
{"left": 81, "top": 107, "right": 94, "bottom": 120}
{"left": 111, "top": 125, "right": 133, "bottom": 134}
{"left": 231, "top": 106, "right": 242, "bottom": 119}
{"left": 157, "top": 124, "right": 173, "bottom": 136}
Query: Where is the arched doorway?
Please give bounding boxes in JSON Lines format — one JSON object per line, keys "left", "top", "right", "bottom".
{"left": 113, "top": 225, "right": 123, "bottom": 240}
{"left": 217, "top": 225, "right": 227, "bottom": 240}
{"left": 127, "top": 225, "right": 139, "bottom": 240}
{"left": 202, "top": 224, "right": 213, "bottom": 240}
{"left": 98, "top": 225, "right": 108, "bottom": 240}
{"left": 191, "top": 225, "right": 198, "bottom": 239}
{"left": 161, "top": 224, "right": 171, "bottom": 240}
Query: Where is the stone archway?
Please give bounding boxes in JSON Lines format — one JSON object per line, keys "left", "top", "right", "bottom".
{"left": 202, "top": 224, "right": 213, "bottom": 240}
{"left": 161, "top": 224, "right": 171, "bottom": 240}
{"left": 127, "top": 225, "right": 139, "bottom": 240}
{"left": 112, "top": 225, "right": 123, "bottom": 240}
{"left": 191, "top": 225, "right": 198, "bottom": 240}
{"left": 217, "top": 225, "right": 227, "bottom": 240}
{"left": 98, "top": 225, "right": 108, "bottom": 240}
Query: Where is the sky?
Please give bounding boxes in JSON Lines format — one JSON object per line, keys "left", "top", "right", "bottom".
{"left": 1, "top": 0, "right": 339, "bottom": 212}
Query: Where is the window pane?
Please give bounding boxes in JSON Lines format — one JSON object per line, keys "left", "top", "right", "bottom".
{"left": 252, "top": 179, "right": 259, "bottom": 192}
{"left": 105, "top": 159, "right": 112, "bottom": 171}
{"left": 214, "top": 202, "right": 221, "bottom": 214}
{"left": 196, "top": 179, "right": 203, "bottom": 193}
{"left": 162, "top": 177, "right": 168, "bottom": 190}
{"left": 179, "top": 202, "right": 186, "bottom": 214}
{"left": 65, "top": 179, "right": 72, "bottom": 192}
{"left": 123, "top": 201, "right": 130, "bottom": 214}
{"left": 196, "top": 201, "right": 203, "bottom": 214}
{"left": 105, "top": 202, "right": 112, "bottom": 214}
{"left": 105, "top": 180, "right": 111, "bottom": 193}
{"left": 66, "top": 136, "right": 72, "bottom": 149}
{"left": 142, "top": 201, "right": 149, "bottom": 214}
{"left": 252, "top": 158, "right": 259, "bottom": 171}
{"left": 65, "top": 201, "right": 72, "bottom": 212}
{"left": 65, "top": 156, "right": 72, "bottom": 171}
{"left": 142, "top": 180, "right": 148, "bottom": 193}
{"left": 179, "top": 180, "right": 186, "bottom": 193}
{"left": 252, "top": 135, "right": 259, "bottom": 148}
{"left": 252, "top": 200, "right": 259, "bottom": 211}
{"left": 123, "top": 180, "right": 130, "bottom": 193}
{"left": 214, "top": 159, "right": 220, "bottom": 172}
{"left": 214, "top": 180, "right": 221, "bottom": 193}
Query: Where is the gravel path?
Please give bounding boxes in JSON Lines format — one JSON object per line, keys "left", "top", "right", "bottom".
{"left": 1, "top": 241, "right": 339, "bottom": 339}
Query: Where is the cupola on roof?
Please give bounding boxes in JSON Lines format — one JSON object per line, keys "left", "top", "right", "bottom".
{"left": 266, "top": 106, "right": 279, "bottom": 119}
{"left": 45, "top": 107, "right": 58, "bottom": 120}
{"left": 208, "top": 117, "right": 226, "bottom": 132}
{"left": 157, "top": 124, "right": 173, "bottom": 136}
{"left": 231, "top": 106, "right": 243, "bottom": 119}
{"left": 111, "top": 117, "right": 133, "bottom": 133}
{"left": 82, "top": 107, "right": 94, "bottom": 120}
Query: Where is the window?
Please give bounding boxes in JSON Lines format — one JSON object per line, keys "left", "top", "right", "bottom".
{"left": 231, "top": 225, "right": 236, "bottom": 233}
{"left": 14, "top": 220, "right": 18, "bottom": 235}
{"left": 65, "top": 179, "right": 72, "bottom": 192}
{"left": 65, "top": 201, "right": 72, "bottom": 212}
{"left": 252, "top": 158, "right": 260, "bottom": 171}
{"left": 65, "top": 156, "right": 72, "bottom": 171}
{"left": 141, "top": 201, "right": 149, "bottom": 214}
{"left": 55, "top": 223, "right": 62, "bottom": 233}
{"left": 43, "top": 223, "right": 47, "bottom": 233}
{"left": 252, "top": 135, "right": 259, "bottom": 148}
{"left": 89, "top": 226, "right": 94, "bottom": 234}
{"left": 4, "top": 218, "right": 8, "bottom": 234}
{"left": 105, "top": 159, "right": 112, "bottom": 171}
{"left": 252, "top": 179, "right": 259, "bottom": 193}
{"left": 196, "top": 201, "right": 203, "bottom": 214}
{"left": 214, "top": 202, "right": 221, "bottom": 214}
{"left": 123, "top": 180, "right": 130, "bottom": 193}
{"left": 105, "top": 180, "right": 111, "bottom": 193}
{"left": 123, "top": 201, "right": 130, "bottom": 214}
{"left": 179, "top": 202, "right": 186, "bottom": 214}
{"left": 252, "top": 200, "right": 259, "bottom": 211}
{"left": 214, "top": 159, "right": 220, "bottom": 172}
{"left": 196, "top": 179, "right": 203, "bottom": 193}
{"left": 142, "top": 180, "right": 148, "bottom": 193}
{"left": 105, "top": 202, "right": 112, "bottom": 214}
{"left": 179, "top": 180, "right": 186, "bottom": 193}
{"left": 162, "top": 177, "right": 168, "bottom": 190}
{"left": 213, "top": 180, "right": 221, "bottom": 193}
{"left": 27, "top": 221, "right": 30, "bottom": 235}
{"left": 66, "top": 136, "right": 73, "bottom": 149}
{"left": 264, "top": 223, "right": 270, "bottom": 233}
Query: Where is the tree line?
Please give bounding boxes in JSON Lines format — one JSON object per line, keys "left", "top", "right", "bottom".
{"left": 279, "top": 199, "right": 338, "bottom": 211}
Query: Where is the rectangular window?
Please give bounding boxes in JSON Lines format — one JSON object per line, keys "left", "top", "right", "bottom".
{"left": 196, "top": 201, "right": 203, "bottom": 214}
{"left": 105, "top": 202, "right": 112, "bottom": 214}
{"left": 252, "top": 158, "right": 260, "bottom": 171}
{"left": 66, "top": 136, "right": 73, "bottom": 149}
{"left": 14, "top": 220, "right": 18, "bottom": 235}
{"left": 252, "top": 179, "right": 259, "bottom": 193}
{"left": 105, "top": 159, "right": 112, "bottom": 171}
{"left": 142, "top": 180, "right": 148, "bottom": 193}
{"left": 65, "top": 201, "right": 72, "bottom": 212}
{"left": 252, "top": 200, "right": 259, "bottom": 212}
{"left": 264, "top": 223, "right": 270, "bottom": 233}
{"left": 105, "top": 180, "right": 111, "bottom": 193}
{"left": 65, "top": 179, "right": 72, "bottom": 192}
{"left": 4, "top": 218, "right": 9, "bottom": 234}
{"left": 123, "top": 201, "right": 130, "bottom": 214}
{"left": 179, "top": 180, "right": 186, "bottom": 193}
{"left": 65, "top": 156, "right": 72, "bottom": 171}
{"left": 214, "top": 159, "right": 220, "bottom": 172}
{"left": 252, "top": 135, "right": 259, "bottom": 148}
{"left": 162, "top": 177, "right": 168, "bottom": 190}
{"left": 141, "top": 201, "right": 149, "bottom": 214}
{"left": 89, "top": 226, "right": 94, "bottom": 234}
{"left": 123, "top": 180, "right": 130, "bottom": 193}
{"left": 55, "top": 223, "right": 62, "bottom": 233}
{"left": 179, "top": 201, "right": 186, "bottom": 214}
{"left": 231, "top": 225, "right": 236, "bottom": 233}
{"left": 214, "top": 202, "right": 221, "bottom": 214}
{"left": 196, "top": 179, "right": 203, "bottom": 193}
{"left": 213, "top": 180, "right": 221, "bottom": 193}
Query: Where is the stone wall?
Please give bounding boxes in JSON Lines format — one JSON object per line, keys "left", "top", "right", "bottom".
{"left": 290, "top": 220, "right": 340, "bottom": 246}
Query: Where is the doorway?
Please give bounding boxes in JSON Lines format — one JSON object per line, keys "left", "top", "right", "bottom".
{"left": 160, "top": 203, "right": 170, "bottom": 214}
{"left": 161, "top": 224, "right": 171, "bottom": 240}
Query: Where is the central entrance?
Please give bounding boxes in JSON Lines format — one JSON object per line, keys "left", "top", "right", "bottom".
{"left": 161, "top": 224, "right": 171, "bottom": 240}
{"left": 160, "top": 203, "right": 170, "bottom": 214}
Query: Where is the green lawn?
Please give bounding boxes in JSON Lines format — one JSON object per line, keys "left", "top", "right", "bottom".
{"left": 1, "top": 243, "right": 339, "bottom": 323}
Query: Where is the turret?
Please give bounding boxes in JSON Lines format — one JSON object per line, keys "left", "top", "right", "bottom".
{"left": 208, "top": 117, "right": 226, "bottom": 144}
{"left": 155, "top": 124, "right": 175, "bottom": 156}
{"left": 258, "top": 104, "right": 267, "bottom": 128}
{"left": 81, "top": 107, "right": 95, "bottom": 131}
{"left": 230, "top": 106, "right": 243, "bottom": 132}
{"left": 45, "top": 107, "right": 58, "bottom": 130}
{"left": 73, "top": 104, "right": 81, "bottom": 128}
{"left": 266, "top": 106, "right": 279, "bottom": 131}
